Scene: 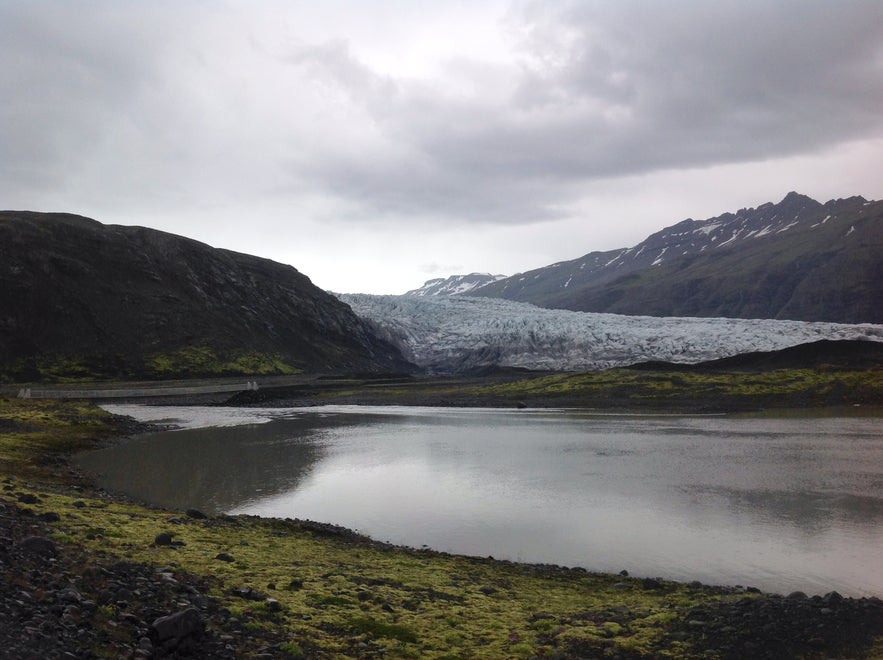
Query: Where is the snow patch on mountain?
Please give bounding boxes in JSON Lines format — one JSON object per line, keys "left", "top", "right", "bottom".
{"left": 404, "top": 273, "right": 507, "bottom": 296}
{"left": 339, "top": 294, "right": 883, "bottom": 373}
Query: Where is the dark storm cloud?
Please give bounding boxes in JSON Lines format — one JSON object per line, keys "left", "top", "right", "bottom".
{"left": 1, "top": 0, "right": 881, "bottom": 234}
{"left": 287, "top": 0, "right": 883, "bottom": 224}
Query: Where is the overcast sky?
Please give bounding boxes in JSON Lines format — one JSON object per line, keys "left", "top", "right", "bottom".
{"left": 3, "top": 1, "right": 882, "bottom": 293}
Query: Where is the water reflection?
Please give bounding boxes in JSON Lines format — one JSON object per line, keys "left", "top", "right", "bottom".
{"left": 80, "top": 406, "right": 883, "bottom": 597}
{"left": 77, "top": 412, "right": 395, "bottom": 513}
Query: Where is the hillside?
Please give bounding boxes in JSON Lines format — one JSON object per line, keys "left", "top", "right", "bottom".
{"left": 0, "top": 212, "right": 411, "bottom": 381}
{"left": 470, "top": 193, "right": 883, "bottom": 323}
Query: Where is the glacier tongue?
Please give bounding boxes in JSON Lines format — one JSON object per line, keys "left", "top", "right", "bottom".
{"left": 338, "top": 294, "right": 883, "bottom": 373}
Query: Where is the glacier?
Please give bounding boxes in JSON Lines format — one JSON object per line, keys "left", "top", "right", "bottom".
{"left": 338, "top": 294, "right": 883, "bottom": 373}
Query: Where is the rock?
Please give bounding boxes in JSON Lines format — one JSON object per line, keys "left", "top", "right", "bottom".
{"left": 149, "top": 608, "right": 204, "bottom": 653}
{"left": 38, "top": 511, "right": 61, "bottom": 522}
{"left": 185, "top": 509, "right": 207, "bottom": 520}
{"left": 230, "top": 586, "right": 268, "bottom": 601}
{"left": 288, "top": 578, "right": 304, "bottom": 590}
{"left": 17, "top": 536, "right": 57, "bottom": 557}
{"left": 17, "top": 493, "right": 39, "bottom": 504}
{"left": 265, "top": 598, "right": 282, "bottom": 612}
{"left": 787, "top": 591, "right": 808, "bottom": 600}
{"left": 58, "top": 588, "right": 83, "bottom": 604}
{"left": 215, "top": 552, "right": 235, "bottom": 563}
{"left": 154, "top": 533, "right": 174, "bottom": 546}
{"left": 642, "top": 578, "right": 663, "bottom": 590}
{"left": 478, "top": 585, "right": 497, "bottom": 596}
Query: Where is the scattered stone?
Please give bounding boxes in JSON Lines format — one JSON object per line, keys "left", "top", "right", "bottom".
{"left": 149, "top": 608, "right": 205, "bottom": 654}
{"left": 71, "top": 500, "right": 86, "bottom": 509}
{"left": 288, "top": 578, "right": 304, "bottom": 590}
{"left": 185, "top": 509, "right": 207, "bottom": 520}
{"left": 16, "top": 536, "right": 57, "bottom": 558}
{"left": 154, "top": 533, "right": 174, "bottom": 546}
{"left": 229, "top": 586, "right": 268, "bottom": 601}
{"left": 37, "top": 511, "right": 60, "bottom": 522}
{"left": 642, "top": 577, "right": 663, "bottom": 590}
{"left": 17, "top": 493, "right": 39, "bottom": 505}
{"left": 478, "top": 585, "right": 497, "bottom": 596}
{"left": 215, "top": 552, "right": 235, "bottom": 563}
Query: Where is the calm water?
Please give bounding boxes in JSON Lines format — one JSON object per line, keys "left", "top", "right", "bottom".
{"left": 81, "top": 405, "right": 883, "bottom": 597}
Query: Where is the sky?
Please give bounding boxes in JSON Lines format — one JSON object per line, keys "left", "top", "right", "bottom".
{"left": 2, "top": 1, "right": 882, "bottom": 294}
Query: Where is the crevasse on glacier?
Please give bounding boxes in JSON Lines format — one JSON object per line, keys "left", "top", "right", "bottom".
{"left": 338, "top": 294, "right": 883, "bottom": 373}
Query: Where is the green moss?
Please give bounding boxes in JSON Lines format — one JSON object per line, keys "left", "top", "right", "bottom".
{"left": 0, "top": 398, "right": 117, "bottom": 479}
{"left": 349, "top": 617, "right": 419, "bottom": 644}
{"left": 279, "top": 641, "right": 303, "bottom": 656}
{"left": 146, "top": 345, "right": 302, "bottom": 377}
{"left": 35, "top": 355, "right": 100, "bottom": 382}
{"left": 461, "top": 366, "right": 883, "bottom": 409}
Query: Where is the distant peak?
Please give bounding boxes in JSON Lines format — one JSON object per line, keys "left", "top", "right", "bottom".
{"left": 778, "top": 191, "right": 819, "bottom": 206}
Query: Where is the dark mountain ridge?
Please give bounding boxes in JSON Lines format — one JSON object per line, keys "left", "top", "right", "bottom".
{"left": 0, "top": 211, "right": 411, "bottom": 381}
{"left": 470, "top": 192, "right": 883, "bottom": 323}
{"left": 628, "top": 339, "right": 883, "bottom": 373}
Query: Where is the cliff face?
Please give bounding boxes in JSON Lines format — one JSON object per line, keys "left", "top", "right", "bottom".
{"left": 0, "top": 212, "right": 412, "bottom": 381}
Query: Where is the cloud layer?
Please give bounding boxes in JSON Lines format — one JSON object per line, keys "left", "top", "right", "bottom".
{"left": 2, "top": 1, "right": 882, "bottom": 291}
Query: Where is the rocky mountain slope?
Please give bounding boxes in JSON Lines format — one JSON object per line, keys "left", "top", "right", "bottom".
{"left": 339, "top": 294, "right": 883, "bottom": 374}
{"left": 404, "top": 273, "right": 506, "bottom": 297}
{"left": 469, "top": 192, "right": 883, "bottom": 324}
{"left": 0, "top": 212, "right": 411, "bottom": 381}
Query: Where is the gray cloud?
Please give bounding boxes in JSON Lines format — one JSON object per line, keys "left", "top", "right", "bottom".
{"left": 283, "top": 0, "right": 883, "bottom": 224}
{"left": 1, "top": 1, "right": 882, "bottom": 293}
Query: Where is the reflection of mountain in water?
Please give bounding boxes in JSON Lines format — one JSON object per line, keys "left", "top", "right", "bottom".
{"left": 76, "top": 413, "right": 388, "bottom": 514}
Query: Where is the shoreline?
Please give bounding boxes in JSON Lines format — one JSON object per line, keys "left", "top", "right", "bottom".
{"left": 2, "top": 397, "right": 883, "bottom": 657}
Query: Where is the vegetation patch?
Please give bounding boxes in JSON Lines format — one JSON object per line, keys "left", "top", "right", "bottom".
{"left": 146, "top": 345, "right": 302, "bottom": 378}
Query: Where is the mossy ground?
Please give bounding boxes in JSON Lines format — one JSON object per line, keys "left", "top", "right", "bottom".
{"left": 464, "top": 367, "right": 883, "bottom": 406}
{"left": 2, "top": 346, "right": 303, "bottom": 383}
{"left": 2, "top": 397, "right": 882, "bottom": 658}
{"left": 288, "top": 367, "right": 883, "bottom": 412}
{"left": 147, "top": 345, "right": 303, "bottom": 378}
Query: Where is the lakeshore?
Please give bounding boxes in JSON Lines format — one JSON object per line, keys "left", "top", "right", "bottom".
{"left": 2, "top": 397, "right": 883, "bottom": 658}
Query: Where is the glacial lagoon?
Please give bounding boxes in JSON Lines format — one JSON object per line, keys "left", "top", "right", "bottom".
{"left": 79, "top": 405, "right": 883, "bottom": 597}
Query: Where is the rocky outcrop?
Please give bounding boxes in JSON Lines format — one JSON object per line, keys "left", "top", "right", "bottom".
{"left": 0, "top": 212, "right": 412, "bottom": 381}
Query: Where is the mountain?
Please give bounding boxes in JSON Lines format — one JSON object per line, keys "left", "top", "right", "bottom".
{"left": 338, "top": 293, "right": 883, "bottom": 374}
{"left": 0, "top": 212, "right": 412, "bottom": 381}
{"left": 469, "top": 192, "right": 883, "bottom": 324}
{"left": 404, "top": 273, "right": 506, "bottom": 296}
